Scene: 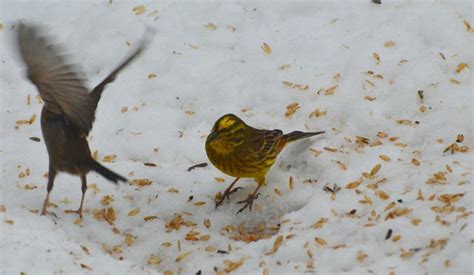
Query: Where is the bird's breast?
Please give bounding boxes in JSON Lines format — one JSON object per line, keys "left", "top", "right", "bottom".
{"left": 206, "top": 142, "right": 272, "bottom": 179}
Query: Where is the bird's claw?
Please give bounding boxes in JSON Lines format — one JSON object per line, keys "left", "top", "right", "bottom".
{"left": 215, "top": 187, "right": 243, "bottom": 209}
{"left": 41, "top": 209, "right": 58, "bottom": 219}
{"left": 41, "top": 201, "right": 58, "bottom": 219}
{"left": 228, "top": 187, "right": 243, "bottom": 196}
{"left": 236, "top": 192, "right": 260, "bottom": 214}
{"left": 215, "top": 200, "right": 224, "bottom": 209}
{"left": 64, "top": 208, "right": 83, "bottom": 219}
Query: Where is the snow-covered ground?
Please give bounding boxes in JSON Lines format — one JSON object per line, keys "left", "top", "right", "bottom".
{"left": 1, "top": 1, "right": 473, "bottom": 274}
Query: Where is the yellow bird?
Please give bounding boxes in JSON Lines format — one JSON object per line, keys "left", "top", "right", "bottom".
{"left": 205, "top": 114, "right": 324, "bottom": 213}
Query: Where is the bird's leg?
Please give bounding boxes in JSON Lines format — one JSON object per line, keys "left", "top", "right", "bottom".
{"left": 41, "top": 165, "right": 57, "bottom": 216}
{"left": 222, "top": 178, "right": 242, "bottom": 198}
{"left": 77, "top": 174, "right": 87, "bottom": 219}
{"left": 215, "top": 178, "right": 242, "bottom": 208}
{"left": 236, "top": 180, "right": 263, "bottom": 214}
{"left": 65, "top": 174, "right": 87, "bottom": 219}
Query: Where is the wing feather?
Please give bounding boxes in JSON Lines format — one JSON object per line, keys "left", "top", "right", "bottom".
{"left": 17, "top": 23, "right": 96, "bottom": 133}
{"left": 248, "top": 128, "right": 285, "bottom": 159}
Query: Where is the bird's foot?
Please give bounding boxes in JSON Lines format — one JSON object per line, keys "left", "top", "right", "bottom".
{"left": 215, "top": 187, "right": 243, "bottom": 208}
{"left": 41, "top": 199, "right": 58, "bottom": 218}
{"left": 236, "top": 192, "right": 261, "bottom": 214}
{"left": 64, "top": 208, "right": 83, "bottom": 219}
{"left": 41, "top": 209, "right": 58, "bottom": 219}
{"left": 41, "top": 206, "right": 48, "bottom": 216}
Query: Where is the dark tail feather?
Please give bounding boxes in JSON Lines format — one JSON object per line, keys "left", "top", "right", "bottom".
{"left": 284, "top": 130, "right": 325, "bottom": 143}
{"left": 90, "top": 160, "right": 127, "bottom": 183}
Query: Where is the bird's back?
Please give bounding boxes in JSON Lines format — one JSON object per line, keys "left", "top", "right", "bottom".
{"left": 206, "top": 126, "right": 286, "bottom": 179}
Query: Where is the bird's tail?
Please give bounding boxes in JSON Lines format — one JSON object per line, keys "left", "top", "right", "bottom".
{"left": 284, "top": 130, "right": 325, "bottom": 143}
{"left": 90, "top": 160, "right": 127, "bottom": 183}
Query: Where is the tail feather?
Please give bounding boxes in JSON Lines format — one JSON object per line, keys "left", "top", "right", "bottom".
{"left": 284, "top": 130, "right": 325, "bottom": 143}
{"left": 90, "top": 160, "right": 127, "bottom": 183}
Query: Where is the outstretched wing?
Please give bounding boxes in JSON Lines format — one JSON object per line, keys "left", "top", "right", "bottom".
{"left": 17, "top": 23, "right": 96, "bottom": 134}
{"left": 89, "top": 26, "right": 155, "bottom": 101}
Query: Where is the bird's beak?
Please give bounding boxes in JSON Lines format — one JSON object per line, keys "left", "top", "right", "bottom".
{"left": 207, "top": 131, "right": 219, "bottom": 143}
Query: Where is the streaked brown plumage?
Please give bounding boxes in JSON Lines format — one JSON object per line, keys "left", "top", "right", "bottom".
{"left": 17, "top": 23, "right": 150, "bottom": 218}
{"left": 206, "top": 114, "right": 324, "bottom": 213}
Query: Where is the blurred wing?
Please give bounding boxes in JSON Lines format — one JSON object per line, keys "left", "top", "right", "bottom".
{"left": 89, "top": 47, "right": 142, "bottom": 101}
{"left": 17, "top": 23, "right": 95, "bottom": 134}
{"left": 248, "top": 128, "right": 285, "bottom": 158}
{"left": 90, "top": 26, "right": 155, "bottom": 101}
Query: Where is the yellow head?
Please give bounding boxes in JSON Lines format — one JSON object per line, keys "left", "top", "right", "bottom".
{"left": 206, "top": 114, "right": 246, "bottom": 153}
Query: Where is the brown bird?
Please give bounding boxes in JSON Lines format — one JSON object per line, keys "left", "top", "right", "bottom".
{"left": 16, "top": 23, "right": 150, "bottom": 218}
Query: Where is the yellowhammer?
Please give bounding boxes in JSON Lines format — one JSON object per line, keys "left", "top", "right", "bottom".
{"left": 206, "top": 114, "right": 325, "bottom": 213}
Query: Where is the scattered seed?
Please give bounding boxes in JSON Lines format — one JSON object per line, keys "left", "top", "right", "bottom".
{"left": 127, "top": 208, "right": 140, "bottom": 216}
{"left": 265, "top": 235, "right": 284, "bottom": 255}
{"left": 175, "top": 251, "right": 192, "bottom": 262}
{"left": 397, "top": 119, "right": 413, "bottom": 125}
{"left": 370, "top": 164, "right": 382, "bottom": 176}
{"left": 315, "top": 237, "right": 327, "bottom": 246}
{"left": 376, "top": 190, "right": 390, "bottom": 200}
{"left": 377, "top": 131, "right": 388, "bottom": 138}
{"left": 204, "top": 23, "right": 217, "bottom": 30}
{"left": 102, "top": 155, "right": 117, "bottom": 163}
{"left": 285, "top": 102, "right": 300, "bottom": 117}
{"left": 148, "top": 254, "right": 162, "bottom": 265}
{"left": 417, "top": 90, "right": 424, "bottom": 101}
{"left": 261, "top": 42, "right": 272, "bottom": 55}
{"left": 131, "top": 179, "right": 152, "bottom": 186}
{"left": 132, "top": 5, "right": 146, "bottom": 15}
{"left": 449, "top": 78, "right": 460, "bottom": 85}
{"left": 80, "top": 263, "right": 92, "bottom": 271}
{"left": 324, "top": 147, "right": 337, "bottom": 152}
{"left": 324, "top": 85, "right": 338, "bottom": 96}
{"left": 463, "top": 20, "right": 473, "bottom": 32}
{"left": 379, "top": 155, "right": 391, "bottom": 161}
{"left": 356, "top": 251, "right": 368, "bottom": 262}
{"left": 309, "top": 108, "right": 327, "bottom": 118}
{"left": 373, "top": 53, "right": 381, "bottom": 64}
{"left": 144, "top": 216, "right": 158, "bottom": 221}
{"left": 345, "top": 181, "right": 360, "bottom": 189}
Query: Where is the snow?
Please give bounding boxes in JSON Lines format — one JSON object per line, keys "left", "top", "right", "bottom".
{"left": 1, "top": 0, "right": 473, "bottom": 274}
